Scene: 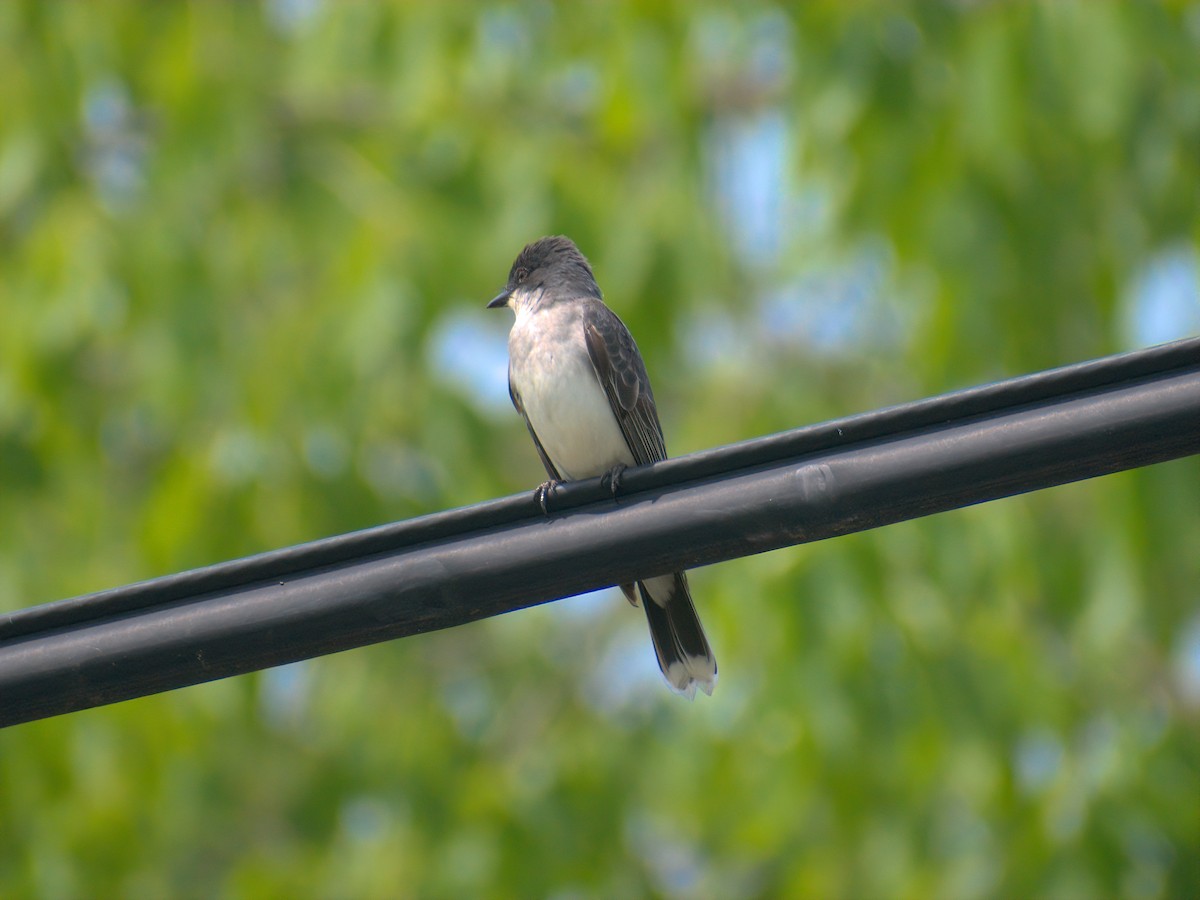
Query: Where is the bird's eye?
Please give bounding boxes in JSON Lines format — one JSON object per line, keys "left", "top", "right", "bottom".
{"left": 514, "top": 267, "right": 529, "bottom": 284}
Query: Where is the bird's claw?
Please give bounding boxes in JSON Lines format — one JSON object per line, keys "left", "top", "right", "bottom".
{"left": 602, "top": 464, "right": 627, "bottom": 499}
{"left": 535, "top": 479, "right": 561, "bottom": 515}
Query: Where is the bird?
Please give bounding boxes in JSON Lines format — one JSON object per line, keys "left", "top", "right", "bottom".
{"left": 488, "top": 235, "right": 717, "bottom": 698}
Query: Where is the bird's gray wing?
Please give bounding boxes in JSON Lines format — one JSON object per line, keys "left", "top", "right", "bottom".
{"left": 582, "top": 301, "right": 668, "bottom": 466}
{"left": 509, "top": 369, "right": 562, "bottom": 481}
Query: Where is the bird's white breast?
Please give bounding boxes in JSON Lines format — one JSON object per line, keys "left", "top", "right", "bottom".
{"left": 508, "top": 304, "right": 633, "bottom": 480}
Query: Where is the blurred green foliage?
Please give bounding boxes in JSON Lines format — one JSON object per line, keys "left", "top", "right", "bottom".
{"left": 2, "top": 1, "right": 1198, "bottom": 897}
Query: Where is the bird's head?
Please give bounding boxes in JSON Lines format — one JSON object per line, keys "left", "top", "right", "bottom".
{"left": 487, "top": 235, "right": 601, "bottom": 313}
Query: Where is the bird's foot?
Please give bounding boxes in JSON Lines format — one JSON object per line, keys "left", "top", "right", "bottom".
{"left": 601, "top": 463, "right": 627, "bottom": 499}
{"left": 535, "top": 479, "right": 562, "bottom": 515}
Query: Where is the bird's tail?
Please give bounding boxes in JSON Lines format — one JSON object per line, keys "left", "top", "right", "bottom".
{"left": 636, "top": 572, "right": 717, "bottom": 699}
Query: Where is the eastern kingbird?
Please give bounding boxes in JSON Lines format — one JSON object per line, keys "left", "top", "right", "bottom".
{"left": 488, "top": 235, "right": 717, "bottom": 698}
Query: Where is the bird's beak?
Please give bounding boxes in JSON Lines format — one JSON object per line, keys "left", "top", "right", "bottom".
{"left": 487, "top": 288, "right": 511, "bottom": 309}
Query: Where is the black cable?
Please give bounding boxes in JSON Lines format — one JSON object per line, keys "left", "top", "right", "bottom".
{"left": 2, "top": 336, "right": 1198, "bottom": 727}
